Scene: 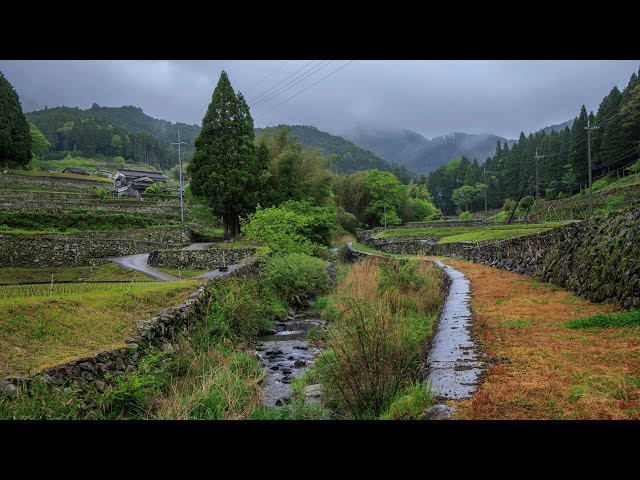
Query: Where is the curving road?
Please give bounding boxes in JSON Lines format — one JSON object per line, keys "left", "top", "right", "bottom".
{"left": 110, "top": 253, "right": 180, "bottom": 281}
{"left": 110, "top": 243, "right": 244, "bottom": 282}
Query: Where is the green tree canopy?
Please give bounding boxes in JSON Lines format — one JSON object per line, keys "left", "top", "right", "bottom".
{"left": 29, "top": 123, "right": 51, "bottom": 158}
{"left": 0, "top": 71, "right": 32, "bottom": 167}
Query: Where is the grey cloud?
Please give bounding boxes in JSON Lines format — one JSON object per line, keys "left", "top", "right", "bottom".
{"left": 0, "top": 59, "right": 638, "bottom": 140}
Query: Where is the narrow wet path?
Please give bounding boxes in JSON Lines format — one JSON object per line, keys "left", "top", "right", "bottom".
{"left": 427, "top": 260, "right": 483, "bottom": 400}
{"left": 254, "top": 307, "right": 325, "bottom": 407}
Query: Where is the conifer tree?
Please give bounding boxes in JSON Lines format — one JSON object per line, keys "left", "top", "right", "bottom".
{"left": 188, "top": 71, "right": 267, "bottom": 237}
{"left": 0, "top": 71, "right": 32, "bottom": 167}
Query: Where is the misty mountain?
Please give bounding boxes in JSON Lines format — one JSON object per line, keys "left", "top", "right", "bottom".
{"left": 344, "top": 126, "right": 516, "bottom": 175}
{"left": 255, "top": 125, "right": 415, "bottom": 182}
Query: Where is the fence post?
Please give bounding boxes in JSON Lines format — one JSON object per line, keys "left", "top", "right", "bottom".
{"left": 49, "top": 274, "right": 54, "bottom": 299}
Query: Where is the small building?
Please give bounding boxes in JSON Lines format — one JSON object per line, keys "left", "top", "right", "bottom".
{"left": 62, "top": 167, "right": 91, "bottom": 175}
{"left": 93, "top": 168, "right": 114, "bottom": 179}
{"left": 113, "top": 169, "right": 168, "bottom": 198}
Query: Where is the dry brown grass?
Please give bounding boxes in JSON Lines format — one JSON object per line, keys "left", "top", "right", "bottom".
{"left": 440, "top": 258, "right": 640, "bottom": 420}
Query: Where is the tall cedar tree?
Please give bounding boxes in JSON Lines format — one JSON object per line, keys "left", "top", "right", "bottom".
{"left": 188, "top": 71, "right": 266, "bottom": 237}
{"left": 0, "top": 71, "right": 32, "bottom": 167}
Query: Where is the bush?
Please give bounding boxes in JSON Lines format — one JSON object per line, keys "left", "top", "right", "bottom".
{"left": 265, "top": 253, "right": 329, "bottom": 305}
{"left": 503, "top": 198, "right": 516, "bottom": 212}
{"left": 400, "top": 197, "right": 437, "bottom": 223}
{"left": 336, "top": 206, "right": 359, "bottom": 234}
{"left": 241, "top": 200, "right": 336, "bottom": 255}
{"left": 199, "top": 276, "right": 283, "bottom": 345}
{"left": 317, "top": 300, "right": 422, "bottom": 418}
{"left": 95, "top": 186, "right": 110, "bottom": 199}
{"left": 459, "top": 211, "right": 473, "bottom": 220}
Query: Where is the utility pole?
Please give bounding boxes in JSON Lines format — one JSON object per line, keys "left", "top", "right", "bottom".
{"left": 383, "top": 205, "right": 387, "bottom": 228}
{"left": 171, "top": 127, "right": 187, "bottom": 224}
{"left": 585, "top": 116, "right": 600, "bottom": 217}
{"left": 436, "top": 186, "right": 443, "bottom": 212}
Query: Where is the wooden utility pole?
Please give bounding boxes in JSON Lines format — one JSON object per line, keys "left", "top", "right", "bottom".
{"left": 171, "top": 127, "right": 187, "bottom": 224}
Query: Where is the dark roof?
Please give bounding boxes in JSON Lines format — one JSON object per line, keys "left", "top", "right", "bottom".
{"left": 95, "top": 169, "right": 112, "bottom": 173}
{"left": 63, "top": 168, "right": 90, "bottom": 175}
{"left": 117, "top": 169, "right": 167, "bottom": 180}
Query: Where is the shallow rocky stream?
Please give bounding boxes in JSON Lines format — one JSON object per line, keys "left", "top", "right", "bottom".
{"left": 254, "top": 307, "right": 326, "bottom": 407}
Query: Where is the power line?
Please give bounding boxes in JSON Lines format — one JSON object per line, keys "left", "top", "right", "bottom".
{"left": 242, "top": 61, "right": 288, "bottom": 96}
{"left": 251, "top": 60, "right": 334, "bottom": 111}
{"left": 254, "top": 61, "right": 354, "bottom": 120}
{"left": 247, "top": 60, "right": 315, "bottom": 105}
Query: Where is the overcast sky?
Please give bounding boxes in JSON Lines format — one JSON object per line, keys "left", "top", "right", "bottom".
{"left": 1, "top": 60, "right": 638, "bottom": 140}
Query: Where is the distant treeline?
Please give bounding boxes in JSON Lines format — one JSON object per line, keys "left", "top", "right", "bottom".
{"left": 26, "top": 105, "right": 200, "bottom": 170}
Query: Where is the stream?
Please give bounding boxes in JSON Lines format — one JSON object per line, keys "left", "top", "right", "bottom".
{"left": 254, "top": 307, "right": 326, "bottom": 407}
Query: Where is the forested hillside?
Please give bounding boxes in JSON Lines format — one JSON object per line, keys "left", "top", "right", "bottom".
{"left": 255, "top": 125, "right": 415, "bottom": 182}
{"left": 424, "top": 67, "right": 640, "bottom": 215}
{"left": 25, "top": 104, "right": 199, "bottom": 169}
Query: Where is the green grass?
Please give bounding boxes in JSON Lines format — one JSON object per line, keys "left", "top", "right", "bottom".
{"left": 0, "top": 263, "right": 156, "bottom": 285}
{"left": 0, "top": 281, "right": 200, "bottom": 377}
{"left": 0, "top": 210, "right": 180, "bottom": 234}
{"left": 600, "top": 173, "right": 640, "bottom": 192}
{"left": 154, "top": 267, "right": 209, "bottom": 279}
{"left": 503, "top": 318, "right": 533, "bottom": 329}
{"left": 374, "top": 222, "right": 566, "bottom": 244}
{"left": 565, "top": 310, "right": 640, "bottom": 330}
{"left": 213, "top": 240, "right": 257, "bottom": 249}
{"left": 350, "top": 242, "right": 414, "bottom": 259}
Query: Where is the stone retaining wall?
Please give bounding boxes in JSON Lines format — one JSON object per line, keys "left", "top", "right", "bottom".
{"left": 0, "top": 227, "right": 194, "bottom": 267}
{"left": 0, "top": 199, "right": 181, "bottom": 216}
{"left": 0, "top": 257, "right": 260, "bottom": 397}
{"left": 0, "top": 174, "right": 107, "bottom": 192}
{"left": 148, "top": 248, "right": 256, "bottom": 270}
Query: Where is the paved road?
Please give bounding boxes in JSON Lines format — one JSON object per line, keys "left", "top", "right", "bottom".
{"left": 110, "top": 243, "right": 241, "bottom": 282}
{"left": 110, "top": 253, "right": 180, "bottom": 281}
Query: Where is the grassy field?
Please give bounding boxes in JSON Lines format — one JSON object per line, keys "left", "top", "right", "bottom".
{"left": 350, "top": 241, "right": 414, "bottom": 259}
{"left": 155, "top": 267, "right": 209, "bottom": 279}
{"left": 373, "top": 222, "right": 566, "bottom": 243}
{"left": 438, "top": 258, "right": 640, "bottom": 420}
{"left": 0, "top": 263, "right": 155, "bottom": 285}
{"left": 0, "top": 281, "right": 200, "bottom": 377}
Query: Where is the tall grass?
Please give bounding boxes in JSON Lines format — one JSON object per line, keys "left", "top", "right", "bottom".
{"left": 314, "top": 257, "right": 443, "bottom": 418}
{"left": 149, "top": 342, "right": 264, "bottom": 420}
